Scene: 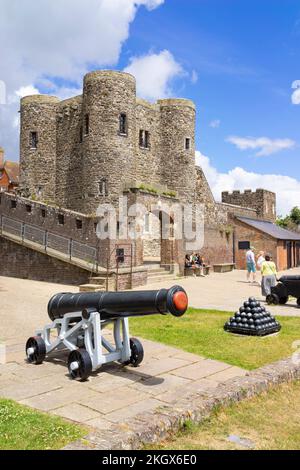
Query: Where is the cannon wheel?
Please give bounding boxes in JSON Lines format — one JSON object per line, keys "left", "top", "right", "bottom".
{"left": 68, "top": 349, "right": 92, "bottom": 381}
{"left": 125, "top": 338, "right": 144, "bottom": 367}
{"left": 266, "top": 294, "right": 279, "bottom": 305}
{"left": 26, "top": 336, "right": 46, "bottom": 365}
{"left": 279, "top": 296, "right": 289, "bottom": 305}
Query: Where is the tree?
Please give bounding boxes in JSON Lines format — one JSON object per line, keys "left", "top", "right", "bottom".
{"left": 276, "top": 206, "right": 300, "bottom": 231}
{"left": 290, "top": 207, "right": 300, "bottom": 226}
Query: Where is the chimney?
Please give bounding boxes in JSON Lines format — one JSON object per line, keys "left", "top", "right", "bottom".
{"left": 0, "top": 147, "right": 4, "bottom": 167}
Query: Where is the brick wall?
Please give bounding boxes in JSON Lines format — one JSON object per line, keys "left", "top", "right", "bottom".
{"left": 0, "top": 237, "right": 90, "bottom": 285}
{"left": 233, "top": 218, "right": 278, "bottom": 269}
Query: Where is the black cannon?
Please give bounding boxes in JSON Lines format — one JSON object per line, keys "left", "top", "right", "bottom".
{"left": 267, "top": 276, "right": 300, "bottom": 306}
{"left": 26, "top": 286, "right": 188, "bottom": 381}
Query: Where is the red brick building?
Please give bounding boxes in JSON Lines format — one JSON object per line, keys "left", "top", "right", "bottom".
{"left": 233, "top": 216, "right": 300, "bottom": 271}
{"left": 0, "top": 147, "right": 19, "bottom": 193}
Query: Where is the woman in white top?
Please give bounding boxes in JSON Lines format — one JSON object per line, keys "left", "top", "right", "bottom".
{"left": 257, "top": 251, "right": 265, "bottom": 271}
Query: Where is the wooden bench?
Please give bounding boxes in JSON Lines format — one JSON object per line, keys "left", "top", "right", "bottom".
{"left": 213, "top": 263, "right": 235, "bottom": 273}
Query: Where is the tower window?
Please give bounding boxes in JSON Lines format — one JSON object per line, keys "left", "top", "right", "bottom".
{"left": 58, "top": 214, "right": 65, "bottom": 225}
{"left": 30, "top": 132, "right": 38, "bottom": 149}
{"left": 76, "top": 219, "right": 83, "bottom": 230}
{"left": 185, "top": 138, "right": 191, "bottom": 150}
{"left": 85, "top": 114, "right": 89, "bottom": 135}
{"left": 41, "top": 209, "right": 46, "bottom": 218}
{"left": 79, "top": 126, "right": 83, "bottom": 143}
{"left": 98, "top": 179, "right": 108, "bottom": 197}
{"left": 25, "top": 204, "right": 32, "bottom": 213}
{"left": 11, "top": 200, "right": 17, "bottom": 209}
{"left": 139, "top": 130, "right": 150, "bottom": 149}
{"left": 119, "top": 113, "right": 127, "bottom": 135}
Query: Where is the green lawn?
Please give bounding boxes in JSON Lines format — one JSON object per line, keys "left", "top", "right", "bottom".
{"left": 0, "top": 399, "right": 87, "bottom": 450}
{"left": 146, "top": 380, "right": 300, "bottom": 450}
{"left": 130, "top": 308, "right": 300, "bottom": 370}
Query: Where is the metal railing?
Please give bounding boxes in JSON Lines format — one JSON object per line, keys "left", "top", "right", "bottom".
{"left": 0, "top": 215, "right": 97, "bottom": 268}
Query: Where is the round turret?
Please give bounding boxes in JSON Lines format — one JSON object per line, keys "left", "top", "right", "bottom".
{"left": 20, "top": 95, "right": 59, "bottom": 201}
{"left": 81, "top": 71, "right": 137, "bottom": 212}
{"left": 158, "top": 99, "right": 196, "bottom": 204}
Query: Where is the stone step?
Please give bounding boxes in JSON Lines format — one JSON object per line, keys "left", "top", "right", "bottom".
{"left": 147, "top": 269, "right": 169, "bottom": 276}
{"left": 79, "top": 284, "right": 105, "bottom": 292}
{"left": 146, "top": 274, "right": 178, "bottom": 284}
{"left": 89, "top": 276, "right": 107, "bottom": 285}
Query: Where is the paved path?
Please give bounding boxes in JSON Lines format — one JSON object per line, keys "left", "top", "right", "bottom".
{"left": 0, "top": 270, "right": 298, "bottom": 433}
{"left": 0, "top": 275, "right": 248, "bottom": 430}
{"left": 136, "top": 267, "right": 300, "bottom": 317}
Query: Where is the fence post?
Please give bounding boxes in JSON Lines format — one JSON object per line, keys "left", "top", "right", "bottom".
{"left": 44, "top": 230, "right": 48, "bottom": 253}
{"left": 69, "top": 239, "right": 73, "bottom": 261}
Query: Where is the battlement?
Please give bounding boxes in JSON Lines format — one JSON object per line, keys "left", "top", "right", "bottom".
{"left": 222, "top": 188, "right": 276, "bottom": 222}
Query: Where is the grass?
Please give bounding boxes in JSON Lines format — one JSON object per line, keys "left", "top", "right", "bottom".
{"left": 129, "top": 308, "right": 300, "bottom": 370}
{"left": 146, "top": 380, "right": 300, "bottom": 450}
{"left": 0, "top": 399, "right": 87, "bottom": 450}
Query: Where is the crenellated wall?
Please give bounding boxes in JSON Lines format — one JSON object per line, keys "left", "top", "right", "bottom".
{"left": 222, "top": 189, "right": 276, "bottom": 222}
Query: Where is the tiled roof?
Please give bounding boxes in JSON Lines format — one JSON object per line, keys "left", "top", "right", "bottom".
{"left": 1, "top": 161, "right": 20, "bottom": 184}
{"left": 237, "top": 216, "right": 300, "bottom": 241}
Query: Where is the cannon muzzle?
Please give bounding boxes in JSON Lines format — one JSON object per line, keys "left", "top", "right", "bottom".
{"left": 48, "top": 285, "right": 188, "bottom": 321}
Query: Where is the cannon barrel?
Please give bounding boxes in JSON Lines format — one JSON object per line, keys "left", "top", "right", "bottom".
{"left": 48, "top": 285, "right": 188, "bottom": 321}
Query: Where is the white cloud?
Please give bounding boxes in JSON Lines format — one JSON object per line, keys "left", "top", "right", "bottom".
{"left": 191, "top": 70, "right": 198, "bottom": 84}
{"left": 196, "top": 150, "right": 300, "bottom": 216}
{"left": 209, "top": 119, "right": 221, "bottom": 128}
{"left": 124, "top": 50, "right": 184, "bottom": 101}
{"left": 15, "top": 85, "right": 40, "bottom": 99}
{"left": 226, "top": 135, "right": 296, "bottom": 156}
{"left": 291, "top": 80, "right": 300, "bottom": 104}
{"left": 0, "top": 0, "right": 164, "bottom": 158}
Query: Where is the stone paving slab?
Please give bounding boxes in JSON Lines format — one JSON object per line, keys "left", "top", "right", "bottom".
{"left": 52, "top": 403, "right": 101, "bottom": 422}
{"left": 171, "top": 359, "right": 232, "bottom": 380}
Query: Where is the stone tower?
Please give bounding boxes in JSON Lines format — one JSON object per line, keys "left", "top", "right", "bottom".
{"left": 80, "top": 71, "right": 137, "bottom": 213}
{"left": 222, "top": 189, "right": 276, "bottom": 222}
{"left": 19, "top": 95, "right": 59, "bottom": 201}
{"left": 159, "top": 99, "right": 196, "bottom": 204}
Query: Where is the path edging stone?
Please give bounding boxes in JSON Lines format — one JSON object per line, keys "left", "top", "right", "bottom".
{"left": 64, "top": 356, "right": 300, "bottom": 450}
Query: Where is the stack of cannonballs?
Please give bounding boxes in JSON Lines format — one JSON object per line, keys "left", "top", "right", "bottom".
{"left": 224, "top": 297, "right": 281, "bottom": 336}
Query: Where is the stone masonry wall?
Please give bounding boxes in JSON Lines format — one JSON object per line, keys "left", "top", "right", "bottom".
{"left": 222, "top": 189, "right": 276, "bottom": 222}
{"left": 0, "top": 236, "right": 90, "bottom": 285}
{"left": 55, "top": 96, "right": 84, "bottom": 210}
{"left": 20, "top": 95, "right": 59, "bottom": 202}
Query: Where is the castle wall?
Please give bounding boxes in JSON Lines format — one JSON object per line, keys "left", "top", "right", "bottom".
{"left": 55, "top": 96, "right": 83, "bottom": 210}
{"left": 0, "top": 236, "right": 91, "bottom": 285}
{"left": 20, "top": 95, "right": 59, "bottom": 202}
{"left": 81, "top": 71, "right": 137, "bottom": 213}
{"left": 159, "top": 99, "right": 196, "bottom": 204}
{"left": 134, "top": 99, "right": 161, "bottom": 187}
{"left": 222, "top": 189, "right": 276, "bottom": 222}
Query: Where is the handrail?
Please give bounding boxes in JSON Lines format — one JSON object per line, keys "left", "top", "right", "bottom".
{"left": 0, "top": 214, "right": 98, "bottom": 268}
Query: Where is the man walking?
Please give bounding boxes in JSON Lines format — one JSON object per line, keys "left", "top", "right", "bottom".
{"left": 246, "top": 246, "right": 256, "bottom": 283}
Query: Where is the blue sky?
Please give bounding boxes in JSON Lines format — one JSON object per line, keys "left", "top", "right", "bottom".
{"left": 0, "top": 0, "right": 299, "bottom": 214}
{"left": 124, "top": 0, "right": 300, "bottom": 177}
